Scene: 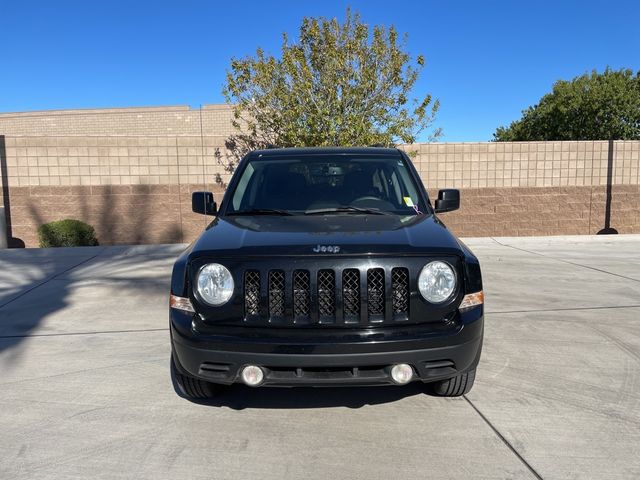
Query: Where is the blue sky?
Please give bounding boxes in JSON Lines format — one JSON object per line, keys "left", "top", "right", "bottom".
{"left": 1, "top": 0, "right": 639, "bottom": 141}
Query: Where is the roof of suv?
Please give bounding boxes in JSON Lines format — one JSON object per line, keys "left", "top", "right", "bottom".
{"left": 250, "top": 147, "right": 402, "bottom": 157}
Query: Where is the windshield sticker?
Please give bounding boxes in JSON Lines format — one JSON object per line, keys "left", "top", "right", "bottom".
{"left": 404, "top": 196, "right": 422, "bottom": 215}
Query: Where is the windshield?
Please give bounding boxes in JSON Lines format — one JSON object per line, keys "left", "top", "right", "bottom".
{"left": 226, "top": 154, "right": 425, "bottom": 216}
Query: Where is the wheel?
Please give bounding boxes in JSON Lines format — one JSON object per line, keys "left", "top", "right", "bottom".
{"left": 430, "top": 368, "right": 476, "bottom": 397}
{"left": 171, "top": 353, "right": 223, "bottom": 399}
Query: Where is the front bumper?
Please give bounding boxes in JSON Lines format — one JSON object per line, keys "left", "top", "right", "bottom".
{"left": 170, "top": 307, "right": 483, "bottom": 386}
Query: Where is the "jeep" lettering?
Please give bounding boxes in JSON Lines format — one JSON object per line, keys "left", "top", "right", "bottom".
{"left": 312, "top": 245, "right": 341, "bottom": 253}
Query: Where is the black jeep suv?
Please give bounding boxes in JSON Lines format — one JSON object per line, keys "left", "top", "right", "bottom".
{"left": 170, "top": 147, "right": 484, "bottom": 399}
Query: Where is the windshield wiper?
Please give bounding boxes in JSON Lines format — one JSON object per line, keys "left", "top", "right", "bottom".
{"left": 227, "top": 208, "right": 293, "bottom": 216}
{"left": 304, "top": 206, "right": 390, "bottom": 216}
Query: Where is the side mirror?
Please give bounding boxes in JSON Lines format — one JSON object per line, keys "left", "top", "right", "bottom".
{"left": 434, "top": 189, "right": 460, "bottom": 213}
{"left": 192, "top": 191, "right": 217, "bottom": 215}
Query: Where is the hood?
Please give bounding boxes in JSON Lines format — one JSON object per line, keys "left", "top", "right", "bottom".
{"left": 189, "top": 214, "right": 463, "bottom": 258}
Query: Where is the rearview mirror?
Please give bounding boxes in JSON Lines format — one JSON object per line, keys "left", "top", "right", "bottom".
{"left": 192, "top": 191, "right": 217, "bottom": 215}
{"left": 434, "top": 189, "right": 460, "bottom": 213}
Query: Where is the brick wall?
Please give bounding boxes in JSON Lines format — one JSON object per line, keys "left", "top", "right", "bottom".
{"left": 428, "top": 186, "right": 639, "bottom": 237}
{"left": 5, "top": 184, "right": 225, "bottom": 247}
{"left": 0, "top": 104, "right": 235, "bottom": 137}
{"left": 0, "top": 105, "right": 639, "bottom": 247}
{"left": 411, "top": 141, "right": 640, "bottom": 237}
{"left": 0, "top": 135, "right": 234, "bottom": 187}
{"left": 403, "top": 141, "right": 639, "bottom": 188}
{"left": 0, "top": 133, "right": 235, "bottom": 247}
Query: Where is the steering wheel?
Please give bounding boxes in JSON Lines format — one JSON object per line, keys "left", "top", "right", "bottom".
{"left": 352, "top": 196, "right": 381, "bottom": 203}
{"left": 350, "top": 196, "right": 395, "bottom": 211}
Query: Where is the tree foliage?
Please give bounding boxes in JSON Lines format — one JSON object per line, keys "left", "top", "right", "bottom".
{"left": 494, "top": 68, "right": 640, "bottom": 141}
{"left": 222, "top": 9, "right": 440, "bottom": 159}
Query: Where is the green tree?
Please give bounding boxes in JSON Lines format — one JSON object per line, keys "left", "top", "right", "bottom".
{"left": 222, "top": 9, "right": 440, "bottom": 159}
{"left": 494, "top": 68, "right": 640, "bottom": 141}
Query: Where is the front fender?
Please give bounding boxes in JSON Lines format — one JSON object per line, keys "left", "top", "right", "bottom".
{"left": 171, "top": 244, "right": 195, "bottom": 296}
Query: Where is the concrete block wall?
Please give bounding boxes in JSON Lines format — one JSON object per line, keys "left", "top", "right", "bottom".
{"left": 407, "top": 141, "right": 640, "bottom": 237}
{"left": 0, "top": 104, "right": 235, "bottom": 137}
{"left": 4, "top": 183, "right": 227, "bottom": 247}
{"left": 0, "top": 135, "right": 234, "bottom": 187}
{"left": 404, "top": 141, "right": 639, "bottom": 188}
{"left": 0, "top": 134, "right": 234, "bottom": 247}
{"left": 428, "top": 186, "right": 639, "bottom": 237}
{"left": 0, "top": 105, "right": 639, "bottom": 247}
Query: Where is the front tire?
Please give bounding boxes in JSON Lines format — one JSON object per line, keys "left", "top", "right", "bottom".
{"left": 171, "top": 354, "right": 223, "bottom": 399}
{"left": 430, "top": 368, "right": 476, "bottom": 397}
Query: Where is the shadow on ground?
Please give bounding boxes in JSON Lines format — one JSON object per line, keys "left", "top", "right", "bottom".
{"left": 169, "top": 357, "right": 436, "bottom": 409}
{"left": 0, "top": 247, "right": 178, "bottom": 359}
{"left": 0, "top": 197, "right": 182, "bottom": 360}
{"left": 176, "top": 382, "right": 430, "bottom": 410}
{"left": 0, "top": 251, "right": 86, "bottom": 355}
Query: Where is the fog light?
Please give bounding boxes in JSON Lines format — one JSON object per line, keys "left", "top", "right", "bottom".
{"left": 390, "top": 363, "right": 414, "bottom": 384}
{"left": 241, "top": 365, "right": 264, "bottom": 386}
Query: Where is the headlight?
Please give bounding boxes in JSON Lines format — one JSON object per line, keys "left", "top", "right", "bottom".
{"left": 196, "top": 263, "right": 234, "bottom": 306}
{"left": 418, "top": 261, "right": 457, "bottom": 303}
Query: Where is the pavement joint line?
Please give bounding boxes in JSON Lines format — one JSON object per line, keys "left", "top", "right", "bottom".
{"left": 490, "top": 237, "right": 640, "bottom": 283}
{"left": 463, "top": 395, "right": 544, "bottom": 480}
{"left": 0, "top": 327, "right": 169, "bottom": 340}
{"left": 0, "top": 252, "right": 104, "bottom": 309}
{"left": 490, "top": 304, "right": 640, "bottom": 315}
{"left": 0, "top": 357, "right": 167, "bottom": 387}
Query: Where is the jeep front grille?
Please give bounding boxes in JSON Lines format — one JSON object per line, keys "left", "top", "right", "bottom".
{"left": 244, "top": 270, "right": 261, "bottom": 317}
{"left": 268, "top": 270, "right": 285, "bottom": 318}
{"left": 242, "top": 267, "right": 410, "bottom": 326}
{"left": 293, "top": 270, "right": 311, "bottom": 320}
{"left": 342, "top": 269, "right": 360, "bottom": 323}
{"left": 367, "top": 268, "right": 385, "bottom": 322}
{"left": 391, "top": 268, "right": 409, "bottom": 320}
{"left": 317, "top": 269, "right": 336, "bottom": 320}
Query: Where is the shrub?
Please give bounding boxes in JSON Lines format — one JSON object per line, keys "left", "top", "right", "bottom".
{"left": 38, "top": 219, "right": 99, "bottom": 248}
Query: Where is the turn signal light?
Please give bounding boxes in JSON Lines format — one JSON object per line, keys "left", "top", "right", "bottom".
{"left": 170, "top": 294, "right": 195, "bottom": 313}
{"left": 459, "top": 291, "right": 484, "bottom": 311}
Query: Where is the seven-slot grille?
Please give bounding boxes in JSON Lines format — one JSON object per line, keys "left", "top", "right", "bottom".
{"left": 268, "top": 270, "right": 285, "bottom": 318}
{"left": 243, "top": 267, "right": 410, "bottom": 325}
{"left": 244, "top": 270, "right": 261, "bottom": 317}
{"left": 317, "top": 270, "right": 336, "bottom": 320}
{"left": 342, "top": 269, "right": 360, "bottom": 323}
{"left": 391, "top": 268, "right": 410, "bottom": 318}
{"left": 293, "top": 270, "right": 311, "bottom": 320}
{"left": 367, "top": 269, "right": 385, "bottom": 322}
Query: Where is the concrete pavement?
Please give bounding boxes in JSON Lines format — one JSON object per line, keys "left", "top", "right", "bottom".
{"left": 1, "top": 236, "right": 639, "bottom": 479}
